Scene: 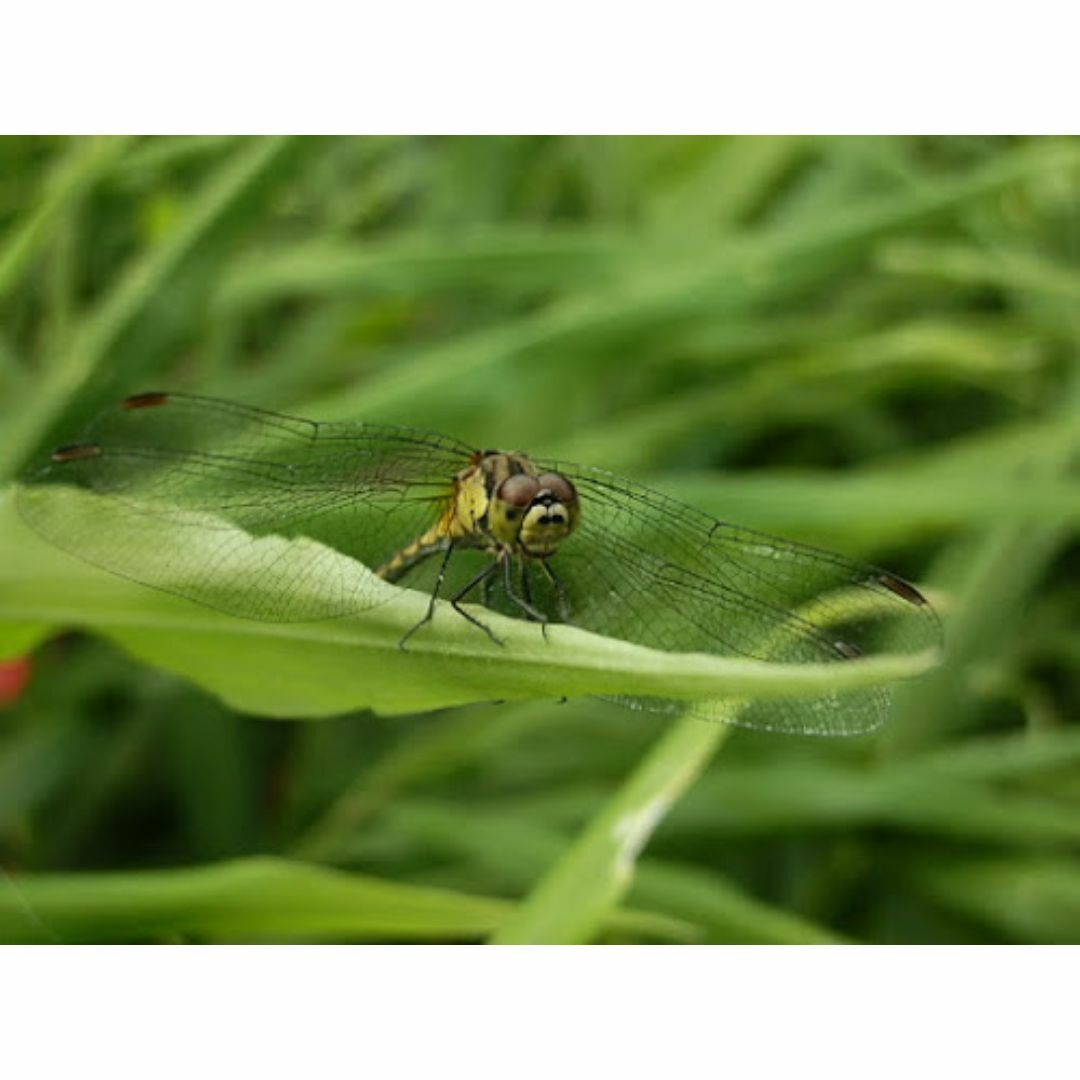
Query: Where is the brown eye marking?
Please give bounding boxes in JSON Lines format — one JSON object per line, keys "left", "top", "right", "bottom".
{"left": 537, "top": 472, "right": 576, "bottom": 503}
{"left": 498, "top": 474, "right": 540, "bottom": 507}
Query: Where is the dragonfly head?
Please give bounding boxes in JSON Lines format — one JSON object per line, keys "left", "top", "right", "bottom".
{"left": 491, "top": 470, "right": 579, "bottom": 556}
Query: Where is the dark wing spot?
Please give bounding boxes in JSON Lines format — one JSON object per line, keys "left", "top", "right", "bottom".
{"left": 51, "top": 443, "right": 103, "bottom": 463}
{"left": 122, "top": 391, "right": 170, "bottom": 410}
{"left": 874, "top": 572, "right": 929, "bottom": 607}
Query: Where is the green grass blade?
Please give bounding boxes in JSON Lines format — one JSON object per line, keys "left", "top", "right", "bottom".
{"left": 0, "top": 855, "right": 696, "bottom": 944}
{"left": 383, "top": 800, "right": 846, "bottom": 944}
{"left": 490, "top": 716, "right": 732, "bottom": 944}
{"left": 900, "top": 853, "right": 1080, "bottom": 943}
{"left": 0, "top": 136, "right": 305, "bottom": 479}
{"left": 0, "top": 137, "right": 132, "bottom": 298}
{"left": 217, "top": 229, "right": 641, "bottom": 310}
{"left": 293, "top": 705, "right": 553, "bottom": 860}
{"left": 881, "top": 240, "right": 1080, "bottom": 301}
{"left": 305, "top": 141, "right": 1080, "bottom": 427}
{"left": 651, "top": 766, "right": 1080, "bottom": 846}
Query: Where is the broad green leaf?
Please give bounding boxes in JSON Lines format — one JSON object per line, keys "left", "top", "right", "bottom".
{"left": 0, "top": 489, "right": 938, "bottom": 721}
{"left": 0, "top": 621, "right": 50, "bottom": 659}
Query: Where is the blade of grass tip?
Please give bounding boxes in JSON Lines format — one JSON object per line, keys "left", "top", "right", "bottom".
{"left": 0, "top": 136, "right": 132, "bottom": 298}
{"left": 0, "top": 136, "right": 305, "bottom": 480}
{"left": 489, "top": 714, "right": 733, "bottom": 944}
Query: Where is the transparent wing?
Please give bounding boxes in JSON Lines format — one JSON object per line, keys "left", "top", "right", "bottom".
{"left": 17, "top": 392, "right": 476, "bottom": 622}
{"left": 18, "top": 392, "right": 941, "bottom": 734}
{"left": 532, "top": 462, "right": 943, "bottom": 735}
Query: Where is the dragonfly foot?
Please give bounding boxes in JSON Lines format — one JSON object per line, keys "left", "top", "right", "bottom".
{"left": 397, "top": 618, "right": 430, "bottom": 651}
{"left": 451, "top": 601, "right": 504, "bottom": 647}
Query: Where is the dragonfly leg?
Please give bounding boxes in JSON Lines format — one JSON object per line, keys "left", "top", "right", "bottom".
{"left": 449, "top": 559, "right": 504, "bottom": 646}
{"left": 398, "top": 541, "right": 455, "bottom": 650}
{"left": 538, "top": 559, "right": 572, "bottom": 621}
{"left": 520, "top": 559, "right": 531, "bottom": 607}
{"left": 522, "top": 559, "right": 555, "bottom": 642}
{"left": 503, "top": 555, "right": 550, "bottom": 638}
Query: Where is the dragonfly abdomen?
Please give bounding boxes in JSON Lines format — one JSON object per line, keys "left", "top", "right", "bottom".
{"left": 375, "top": 527, "right": 453, "bottom": 583}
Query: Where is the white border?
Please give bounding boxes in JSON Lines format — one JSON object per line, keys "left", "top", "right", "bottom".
{"left": 1, "top": 946, "right": 1074, "bottom": 1079}
{"left": 1, "top": 2, "right": 1074, "bottom": 134}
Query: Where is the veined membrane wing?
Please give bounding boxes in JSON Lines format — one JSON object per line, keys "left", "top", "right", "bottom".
{"left": 18, "top": 392, "right": 942, "bottom": 734}
{"left": 16, "top": 393, "right": 475, "bottom": 622}
{"left": 527, "top": 461, "right": 942, "bottom": 735}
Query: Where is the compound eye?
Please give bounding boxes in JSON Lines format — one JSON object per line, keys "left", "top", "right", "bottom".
{"left": 498, "top": 474, "right": 540, "bottom": 507}
{"left": 537, "top": 472, "right": 576, "bottom": 504}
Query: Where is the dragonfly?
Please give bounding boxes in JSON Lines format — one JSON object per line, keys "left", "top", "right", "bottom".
{"left": 16, "top": 392, "right": 942, "bottom": 735}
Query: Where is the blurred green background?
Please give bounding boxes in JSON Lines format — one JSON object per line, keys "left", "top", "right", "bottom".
{"left": 1, "top": 135, "right": 1079, "bottom": 944}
